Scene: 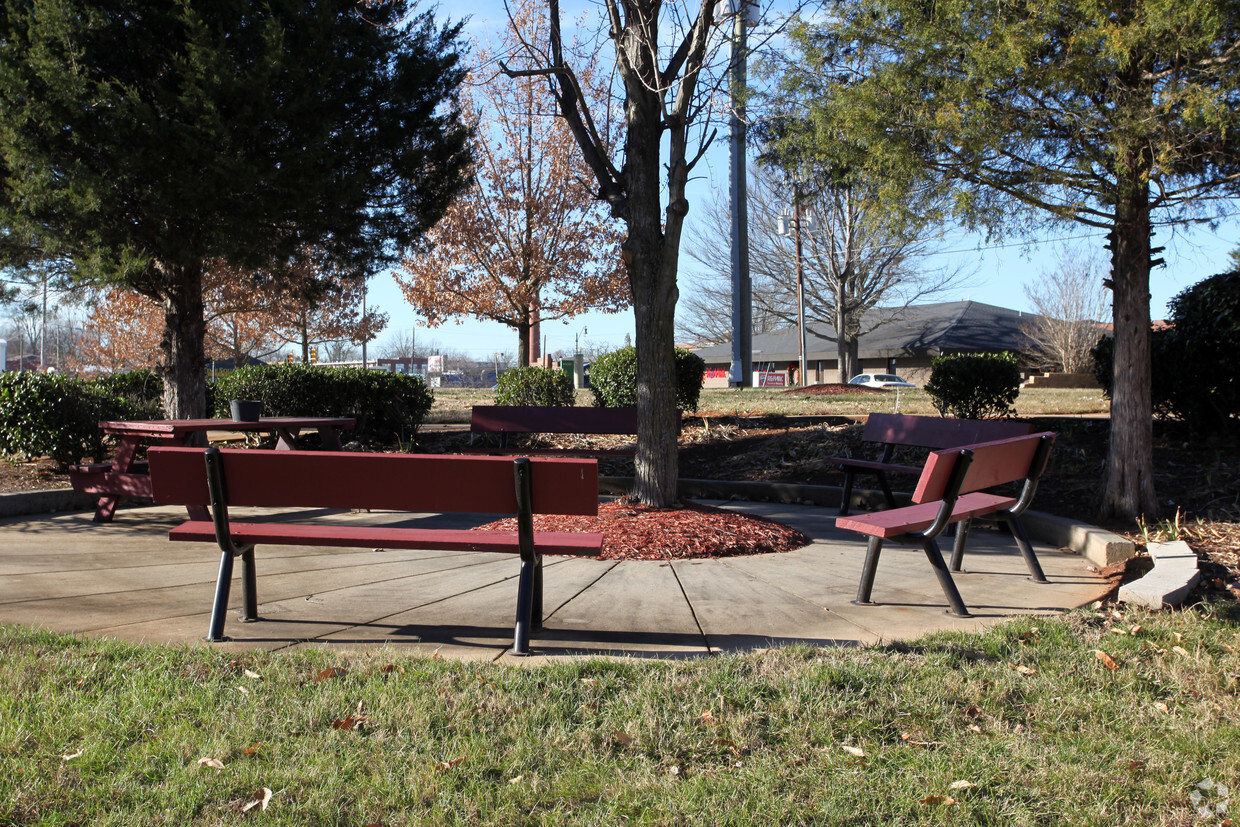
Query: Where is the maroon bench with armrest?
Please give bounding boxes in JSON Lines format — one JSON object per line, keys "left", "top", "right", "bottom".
{"left": 836, "top": 432, "right": 1056, "bottom": 617}
{"left": 829, "top": 413, "right": 1036, "bottom": 516}
{"left": 148, "top": 447, "right": 603, "bottom": 654}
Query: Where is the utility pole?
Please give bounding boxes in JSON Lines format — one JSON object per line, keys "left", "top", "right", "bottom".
{"left": 727, "top": 0, "right": 756, "bottom": 388}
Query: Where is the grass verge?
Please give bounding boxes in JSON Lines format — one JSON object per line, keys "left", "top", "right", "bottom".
{"left": 4, "top": 603, "right": 1237, "bottom": 825}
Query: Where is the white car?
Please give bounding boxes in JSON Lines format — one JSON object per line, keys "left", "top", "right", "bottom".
{"left": 848, "top": 373, "right": 915, "bottom": 389}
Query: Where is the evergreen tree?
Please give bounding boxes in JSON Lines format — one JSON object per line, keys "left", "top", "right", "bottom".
{"left": 0, "top": 0, "right": 472, "bottom": 416}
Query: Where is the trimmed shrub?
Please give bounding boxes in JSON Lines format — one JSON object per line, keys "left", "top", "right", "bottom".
{"left": 93, "top": 368, "right": 165, "bottom": 420}
{"left": 494, "top": 366, "right": 575, "bottom": 407}
{"left": 925, "top": 351, "right": 1022, "bottom": 419}
{"left": 1093, "top": 268, "right": 1240, "bottom": 431}
{"left": 589, "top": 346, "right": 706, "bottom": 412}
{"left": 0, "top": 371, "right": 120, "bottom": 469}
{"left": 213, "top": 364, "right": 433, "bottom": 446}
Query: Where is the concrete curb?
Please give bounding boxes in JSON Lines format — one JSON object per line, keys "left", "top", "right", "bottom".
{"left": 0, "top": 488, "right": 97, "bottom": 519}
{"left": 1118, "top": 540, "right": 1200, "bottom": 610}
{"left": 601, "top": 475, "right": 1136, "bottom": 570}
{"left": 6, "top": 479, "right": 1138, "bottom": 572}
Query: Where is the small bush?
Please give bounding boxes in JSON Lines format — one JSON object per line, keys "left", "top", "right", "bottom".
{"left": 494, "top": 366, "right": 575, "bottom": 407}
{"left": 925, "top": 351, "right": 1022, "bottom": 419}
{"left": 0, "top": 372, "right": 120, "bottom": 469}
{"left": 93, "top": 368, "right": 165, "bottom": 420}
{"left": 589, "top": 346, "right": 705, "bottom": 413}
{"left": 213, "top": 364, "right": 433, "bottom": 446}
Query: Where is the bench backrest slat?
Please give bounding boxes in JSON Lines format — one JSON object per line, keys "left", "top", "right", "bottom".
{"left": 471, "top": 405, "right": 679, "bottom": 435}
{"left": 148, "top": 448, "right": 598, "bottom": 516}
{"left": 912, "top": 433, "right": 1056, "bottom": 504}
{"left": 860, "top": 413, "right": 1035, "bottom": 449}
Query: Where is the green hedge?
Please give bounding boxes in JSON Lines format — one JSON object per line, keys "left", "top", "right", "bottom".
{"left": 925, "top": 352, "right": 1022, "bottom": 419}
{"left": 494, "top": 366, "right": 576, "bottom": 407}
{"left": 0, "top": 372, "right": 121, "bottom": 469}
{"left": 213, "top": 364, "right": 433, "bottom": 446}
{"left": 588, "top": 346, "right": 705, "bottom": 412}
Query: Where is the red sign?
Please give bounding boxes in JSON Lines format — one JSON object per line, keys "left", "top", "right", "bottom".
{"left": 758, "top": 372, "right": 786, "bottom": 387}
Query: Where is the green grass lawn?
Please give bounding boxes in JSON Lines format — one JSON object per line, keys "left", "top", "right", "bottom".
{"left": 427, "top": 387, "right": 1110, "bottom": 423}
{"left": 5, "top": 602, "right": 1237, "bottom": 825}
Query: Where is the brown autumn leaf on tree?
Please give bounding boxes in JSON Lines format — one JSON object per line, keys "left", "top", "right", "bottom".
{"left": 75, "top": 254, "right": 385, "bottom": 373}
{"left": 394, "top": 0, "right": 629, "bottom": 366}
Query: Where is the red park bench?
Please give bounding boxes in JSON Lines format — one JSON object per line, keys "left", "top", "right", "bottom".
{"left": 836, "top": 432, "right": 1056, "bottom": 617}
{"left": 468, "top": 405, "right": 680, "bottom": 457}
{"left": 148, "top": 447, "right": 603, "bottom": 655}
{"left": 828, "top": 413, "right": 1036, "bottom": 516}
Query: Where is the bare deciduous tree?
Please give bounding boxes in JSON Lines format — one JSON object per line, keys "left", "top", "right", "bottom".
{"left": 1021, "top": 249, "right": 1110, "bottom": 374}
{"left": 680, "top": 167, "right": 967, "bottom": 380}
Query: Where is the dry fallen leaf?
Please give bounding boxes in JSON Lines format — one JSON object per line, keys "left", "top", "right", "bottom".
{"left": 197, "top": 757, "right": 226, "bottom": 770}
{"left": 243, "top": 669, "right": 262, "bottom": 680}
{"left": 1012, "top": 663, "right": 1036, "bottom": 676}
{"left": 509, "top": 775, "right": 524, "bottom": 784}
{"left": 243, "top": 743, "right": 260, "bottom": 755}
{"left": 1154, "top": 702, "right": 1170, "bottom": 713}
{"left": 1172, "top": 646, "right": 1192, "bottom": 658}
{"left": 841, "top": 745, "right": 866, "bottom": 758}
{"left": 330, "top": 714, "right": 367, "bottom": 731}
{"left": 699, "top": 710, "right": 716, "bottom": 724}
{"left": 920, "top": 795, "right": 958, "bottom": 807}
{"left": 948, "top": 780, "right": 976, "bottom": 791}
{"left": 237, "top": 787, "right": 272, "bottom": 814}
{"left": 314, "top": 667, "right": 347, "bottom": 682}
{"left": 61, "top": 749, "right": 83, "bottom": 761}
{"left": 436, "top": 757, "right": 466, "bottom": 771}
{"left": 1095, "top": 650, "right": 1120, "bottom": 670}
{"left": 613, "top": 730, "right": 634, "bottom": 748}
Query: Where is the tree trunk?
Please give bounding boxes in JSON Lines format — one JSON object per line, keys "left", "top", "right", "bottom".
{"left": 157, "top": 262, "right": 207, "bottom": 420}
{"left": 837, "top": 335, "right": 859, "bottom": 382}
{"left": 516, "top": 313, "right": 531, "bottom": 367}
{"left": 1098, "top": 174, "right": 1158, "bottom": 523}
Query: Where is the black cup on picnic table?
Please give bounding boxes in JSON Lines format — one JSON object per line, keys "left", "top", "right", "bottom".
{"left": 229, "top": 400, "right": 263, "bottom": 422}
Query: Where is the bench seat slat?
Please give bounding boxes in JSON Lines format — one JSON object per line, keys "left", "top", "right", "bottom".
{"left": 168, "top": 521, "right": 604, "bottom": 557}
{"left": 835, "top": 492, "right": 1016, "bottom": 538}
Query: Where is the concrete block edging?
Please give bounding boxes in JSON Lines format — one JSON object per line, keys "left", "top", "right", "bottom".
{"left": 4, "top": 480, "right": 1136, "bottom": 571}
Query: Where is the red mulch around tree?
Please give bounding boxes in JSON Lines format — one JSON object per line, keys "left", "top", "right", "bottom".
{"left": 783, "top": 383, "right": 886, "bottom": 395}
{"left": 474, "top": 499, "right": 811, "bottom": 561}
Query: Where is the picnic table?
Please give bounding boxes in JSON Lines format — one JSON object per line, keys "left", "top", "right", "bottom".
{"left": 69, "top": 417, "right": 356, "bottom": 523}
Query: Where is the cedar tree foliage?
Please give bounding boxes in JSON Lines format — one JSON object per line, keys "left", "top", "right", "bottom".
{"left": 395, "top": 2, "right": 629, "bottom": 367}
{"left": 778, "top": 0, "right": 1240, "bottom": 522}
{"left": 0, "top": 0, "right": 472, "bottom": 417}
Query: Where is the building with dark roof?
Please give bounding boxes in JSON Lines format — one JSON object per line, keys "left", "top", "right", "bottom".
{"left": 691, "top": 300, "right": 1043, "bottom": 386}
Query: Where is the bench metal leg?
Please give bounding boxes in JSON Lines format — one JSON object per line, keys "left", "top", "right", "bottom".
{"left": 1006, "top": 517, "right": 1049, "bottom": 583}
{"left": 839, "top": 472, "right": 856, "bottom": 517}
{"left": 238, "top": 545, "right": 259, "bottom": 622}
{"left": 876, "top": 472, "right": 897, "bottom": 509}
{"left": 949, "top": 519, "right": 972, "bottom": 572}
{"left": 853, "top": 536, "right": 884, "bottom": 605}
{"left": 207, "top": 550, "right": 235, "bottom": 642}
{"left": 922, "top": 538, "right": 971, "bottom": 617}
{"left": 512, "top": 555, "right": 540, "bottom": 656}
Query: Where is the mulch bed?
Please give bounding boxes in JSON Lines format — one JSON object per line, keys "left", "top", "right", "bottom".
{"left": 473, "top": 499, "right": 811, "bottom": 561}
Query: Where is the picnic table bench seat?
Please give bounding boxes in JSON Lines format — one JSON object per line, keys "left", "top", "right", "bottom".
{"left": 466, "top": 405, "right": 680, "bottom": 457}
{"left": 829, "top": 413, "right": 1036, "bottom": 516}
{"left": 836, "top": 432, "right": 1056, "bottom": 617}
{"left": 148, "top": 447, "right": 603, "bottom": 654}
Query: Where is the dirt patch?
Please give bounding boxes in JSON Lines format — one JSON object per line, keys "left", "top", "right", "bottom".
{"left": 474, "top": 499, "right": 810, "bottom": 561}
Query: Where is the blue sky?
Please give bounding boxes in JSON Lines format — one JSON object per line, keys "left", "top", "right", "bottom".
{"left": 362, "top": 0, "right": 1240, "bottom": 360}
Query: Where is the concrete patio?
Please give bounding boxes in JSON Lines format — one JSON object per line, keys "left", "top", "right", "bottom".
{"left": 0, "top": 498, "right": 1118, "bottom": 663}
